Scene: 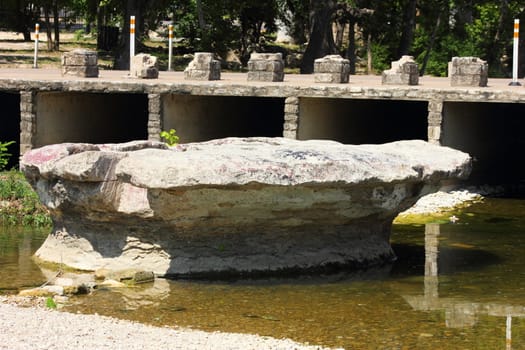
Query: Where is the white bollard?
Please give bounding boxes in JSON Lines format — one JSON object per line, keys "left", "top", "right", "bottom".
{"left": 168, "top": 24, "right": 173, "bottom": 71}
{"left": 33, "top": 23, "right": 39, "bottom": 69}
{"left": 506, "top": 315, "right": 512, "bottom": 350}
{"left": 130, "top": 15, "right": 136, "bottom": 68}
{"left": 510, "top": 19, "right": 521, "bottom": 86}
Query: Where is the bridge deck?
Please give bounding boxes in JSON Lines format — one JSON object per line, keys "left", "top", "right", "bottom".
{"left": 1, "top": 68, "right": 525, "bottom": 102}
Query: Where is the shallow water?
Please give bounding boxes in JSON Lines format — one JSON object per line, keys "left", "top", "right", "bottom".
{"left": 2, "top": 198, "right": 525, "bottom": 349}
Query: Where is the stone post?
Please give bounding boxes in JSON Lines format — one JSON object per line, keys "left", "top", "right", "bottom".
{"left": 148, "top": 94, "right": 163, "bottom": 141}
{"left": 448, "top": 57, "right": 488, "bottom": 87}
{"left": 283, "top": 96, "right": 300, "bottom": 139}
{"left": 184, "top": 52, "right": 221, "bottom": 81}
{"left": 314, "top": 55, "right": 350, "bottom": 83}
{"left": 131, "top": 54, "right": 159, "bottom": 79}
{"left": 19, "top": 91, "right": 37, "bottom": 155}
{"left": 247, "top": 53, "right": 285, "bottom": 82}
{"left": 382, "top": 56, "right": 419, "bottom": 85}
{"left": 61, "top": 49, "right": 99, "bottom": 77}
{"left": 427, "top": 99, "right": 443, "bottom": 145}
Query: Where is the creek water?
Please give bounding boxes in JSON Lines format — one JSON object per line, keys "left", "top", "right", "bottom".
{"left": 1, "top": 198, "right": 524, "bottom": 349}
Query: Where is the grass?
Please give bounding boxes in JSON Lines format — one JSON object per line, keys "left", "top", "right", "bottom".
{"left": 0, "top": 170, "right": 52, "bottom": 227}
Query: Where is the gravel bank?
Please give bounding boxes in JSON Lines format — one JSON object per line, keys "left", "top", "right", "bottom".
{"left": 0, "top": 298, "right": 330, "bottom": 350}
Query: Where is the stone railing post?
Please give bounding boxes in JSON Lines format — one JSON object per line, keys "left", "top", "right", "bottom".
{"left": 148, "top": 93, "right": 163, "bottom": 141}
{"left": 283, "top": 96, "right": 299, "bottom": 139}
{"left": 19, "top": 90, "right": 37, "bottom": 155}
{"left": 427, "top": 99, "right": 443, "bottom": 145}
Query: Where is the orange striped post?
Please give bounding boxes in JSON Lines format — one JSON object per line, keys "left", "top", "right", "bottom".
{"left": 506, "top": 315, "right": 512, "bottom": 350}
{"left": 130, "top": 15, "right": 136, "bottom": 66}
{"left": 168, "top": 24, "right": 174, "bottom": 71}
{"left": 510, "top": 19, "right": 521, "bottom": 86}
{"left": 33, "top": 23, "right": 39, "bottom": 68}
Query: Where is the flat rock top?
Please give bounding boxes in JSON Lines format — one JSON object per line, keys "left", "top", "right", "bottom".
{"left": 21, "top": 138, "right": 471, "bottom": 188}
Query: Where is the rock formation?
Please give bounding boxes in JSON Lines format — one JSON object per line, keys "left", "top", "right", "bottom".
{"left": 21, "top": 138, "right": 471, "bottom": 277}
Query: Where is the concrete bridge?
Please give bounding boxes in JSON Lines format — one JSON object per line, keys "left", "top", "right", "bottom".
{"left": 1, "top": 68, "right": 524, "bottom": 186}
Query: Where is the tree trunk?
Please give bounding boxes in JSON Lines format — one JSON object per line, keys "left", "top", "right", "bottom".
{"left": 53, "top": 1, "right": 60, "bottom": 51}
{"left": 366, "top": 33, "right": 372, "bottom": 74}
{"left": 397, "top": 0, "right": 417, "bottom": 58}
{"left": 346, "top": 18, "right": 356, "bottom": 74}
{"left": 300, "top": 0, "right": 337, "bottom": 74}
{"left": 196, "top": 0, "right": 206, "bottom": 30}
{"left": 43, "top": 5, "right": 54, "bottom": 51}
{"left": 420, "top": 13, "right": 441, "bottom": 76}
{"left": 334, "top": 20, "right": 345, "bottom": 50}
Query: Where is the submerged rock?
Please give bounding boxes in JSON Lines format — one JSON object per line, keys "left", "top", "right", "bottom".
{"left": 21, "top": 138, "right": 471, "bottom": 277}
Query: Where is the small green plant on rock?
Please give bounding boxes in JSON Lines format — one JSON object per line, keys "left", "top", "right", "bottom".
{"left": 45, "top": 297, "right": 57, "bottom": 309}
{"left": 0, "top": 140, "right": 15, "bottom": 171}
{"left": 160, "top": 129, "right": 180, "bottom": 146}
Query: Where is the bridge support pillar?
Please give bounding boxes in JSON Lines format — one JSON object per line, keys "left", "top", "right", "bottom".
{"left": 148, "top": 93, "right": 163, "bottom": 141}
{"left": 283, "top": 96, "right": 299, "bottom": 139}
{"left": 19, "top": 91, "right": 37, "bottom": 156}
{"left": 428, "top": 99, "right": 443, "bottom": 145}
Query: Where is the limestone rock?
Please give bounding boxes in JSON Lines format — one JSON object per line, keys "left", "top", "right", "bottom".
{"left": 61, "top": 49, "right": 99, "bottom": 78}
{"left": 448, "top": 56, "right": 488, "bottom": 87}
{"left": 184, "top": 52, "right": 221, "bottom": 80}
{"left": 130, "top": 53, "right": 159, "bottom": 79}
{"left": 382, "top": 56, "right": 419, "bottom": 85}
{"left": 247, "top": 53, "right": 285, "bottom": 82}
{"left": 21, "top": 138, "right": 471, "bottom": 277}
{"left": 314, "top": 55, "right": 350, "bottom": 83}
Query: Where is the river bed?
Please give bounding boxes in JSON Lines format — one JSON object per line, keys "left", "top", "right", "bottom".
{"left": 1, "top": 197, "right": 524, "bottom": 349}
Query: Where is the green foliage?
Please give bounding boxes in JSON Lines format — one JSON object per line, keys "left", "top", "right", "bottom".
{"left": 45, "top": 297, "right": 57, "bottom": 309}
{"left": 160, "top": 129, "right": 180, "bottom": 146}
{"left": 370, "top": 42, "right": 391, "bottom": 73}
{"left": 0, "top": 141, "right": 15, "bottom": 172}
{"left": 73, "top": 29, "right": 86, "bottom": 41}
{"left": 0, "top": 170, "right": 52, "bottom": 228}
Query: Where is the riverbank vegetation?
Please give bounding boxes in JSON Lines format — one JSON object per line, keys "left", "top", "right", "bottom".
{"left": 0, "top": 1, "right": 524, "bottom": 77}
{"left": 0, "top": 170, "right": 51, "bottom": 228}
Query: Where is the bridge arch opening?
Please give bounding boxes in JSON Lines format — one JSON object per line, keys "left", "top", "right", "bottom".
{"left": 442, "top": 101, "right": 525, "bottom": 189}
{"left": 34, "top": 92, "right": 148, "bottom": 147}
{"left": 162, "top": 95, "right": 285, "bottom": 143}
{"left": 0, "top": 92, "right": 21, "bottom": 169}
{"left": 297, "top": 98, "right": 428, "bottom": 144}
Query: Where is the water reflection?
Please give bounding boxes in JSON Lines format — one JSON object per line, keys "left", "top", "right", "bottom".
{"left": 403, "top": 223, "right": 525, "bottom": 349}
{"left": 3, "top": 198, "right": 524, "bottom": 349}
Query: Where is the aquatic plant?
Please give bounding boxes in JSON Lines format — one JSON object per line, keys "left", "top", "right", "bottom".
{"left": 160, "top": 129, "right": 180, "bottom": 146}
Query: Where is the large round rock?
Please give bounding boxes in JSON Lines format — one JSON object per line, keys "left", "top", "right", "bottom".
{"left": 21, "top": 138, "right": 471, "bottom": 277}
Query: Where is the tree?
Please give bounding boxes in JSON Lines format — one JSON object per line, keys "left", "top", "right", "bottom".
{"left": 300, "top": 0, "right": 338, "bottom": 73}
{"left": 0, "top": 0, "right": 40, "bottom": 40}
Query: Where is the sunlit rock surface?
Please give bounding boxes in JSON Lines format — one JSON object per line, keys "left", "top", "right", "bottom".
{"left": 21, "top": 138, "right": 471, "bottom": 276}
